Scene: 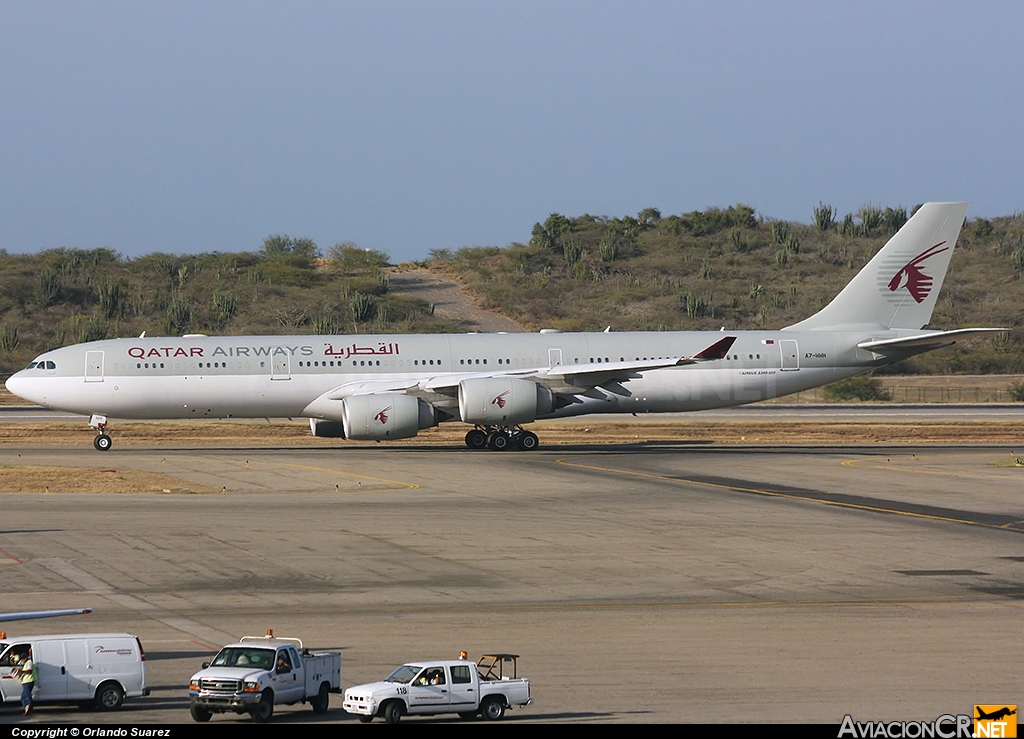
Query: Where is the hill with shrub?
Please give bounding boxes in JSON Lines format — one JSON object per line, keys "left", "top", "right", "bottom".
{"left": 0, "top": 203, "right": 1020, "bottom": 376}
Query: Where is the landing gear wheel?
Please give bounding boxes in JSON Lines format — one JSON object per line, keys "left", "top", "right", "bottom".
{"left": 383, "top": 701, "right": 403, "bottom": 724}
{"left": 190, "top": 701, "right": 213, "bottom": 722}
{"left": 94, "top": 434, "right": 112, "bottom": 451}
{"left": 465, "top": 429, "right": 488, "bottom": 449}
{"left": 488, "top": 432, "right": 511, "bottom": 451}
{"left": 516, "top": 431, "right": 539, "bottom": 451}
{"left": 481, "top": 697, "right": 505, "bottom": 720}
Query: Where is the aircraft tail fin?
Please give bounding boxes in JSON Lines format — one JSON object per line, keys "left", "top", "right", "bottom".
{"left": 784, "top": 202, "right": 969, "bottom": 331}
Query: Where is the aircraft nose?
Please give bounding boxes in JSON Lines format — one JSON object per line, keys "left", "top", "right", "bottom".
{"left": 5, "top": 371, "right": 27, "bottom": 401}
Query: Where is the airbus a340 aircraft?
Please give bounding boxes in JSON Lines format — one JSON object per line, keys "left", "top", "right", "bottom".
{"left": 5, "top": 202, "right": 1006, "bottom": 452}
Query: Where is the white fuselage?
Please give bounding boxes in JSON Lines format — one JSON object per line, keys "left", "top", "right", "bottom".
{"left": 5, "top": 328, "right": 891, "bottom": 422}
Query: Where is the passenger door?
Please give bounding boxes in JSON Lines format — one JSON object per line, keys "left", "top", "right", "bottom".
{"left": 406, "top": 666, "right": 449, "bottom": 714}
{"left": 271, "top": 648, "right": 303, "bottom": 702}
{"left": 0, "top": 644, "right": 28, "bottom": 703}
{"left": 271, "top": 351, "right": 291, "bottom": 380}
{"left": 85, "top": 351, "right": 104, "bottom": 382}
{"left": 448, "top": 664, "right": 477, "bottom": 710}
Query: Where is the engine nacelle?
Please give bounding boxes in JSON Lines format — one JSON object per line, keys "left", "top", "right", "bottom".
{"left": 341, "top": 394, "right": 436, "bottom": 441}
{"left": 458, "top": 378, "right": 553, "bottom": 425}
{"left": 309, "top": 418, "right": 347, "bottom": 438}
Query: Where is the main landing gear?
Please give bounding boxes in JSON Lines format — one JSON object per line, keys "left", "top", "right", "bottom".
{"left": 90, "top": 414, "right": 113, "bottom": 452}
{"left": 464, "top": 426, "right": 539, "bottom": 452}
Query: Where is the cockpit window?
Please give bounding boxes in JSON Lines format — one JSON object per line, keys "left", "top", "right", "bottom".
{"left": 46, "top": 361, "right": 55, "bottom": 370}
{"left": 26, "top": 362, "right": 37, "bottom": 369}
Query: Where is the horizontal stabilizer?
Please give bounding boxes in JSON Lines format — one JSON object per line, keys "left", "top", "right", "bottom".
{"left": 857, "top": 328, "right": 1008, "bottom": 353}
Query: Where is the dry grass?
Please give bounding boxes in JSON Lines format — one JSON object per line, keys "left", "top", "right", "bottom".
{"left": 0, "top": 465, "right": 218, "bottom": 494}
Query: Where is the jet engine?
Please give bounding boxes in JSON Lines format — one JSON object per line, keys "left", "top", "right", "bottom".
{"left": 341, "top": 393, "right": 436, "bottom": 441}
{"left": 458, "top": 378, "right": 554, "bottom": 425}
{"left": 309, "top": 418, "right": 347, "bottom": 438}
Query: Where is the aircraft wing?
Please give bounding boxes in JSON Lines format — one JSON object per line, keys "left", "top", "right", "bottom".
{"left": 0, "top": 608, "right": 92, "bottom": 623}
{"left": 420, "top": 335, "right": 737, "bottom": 396}
{"left": 857, "top": 328, "right": 1008, "bottom": 353}
{"left": 307, "top": 337, "right": 737, "bottom": 408}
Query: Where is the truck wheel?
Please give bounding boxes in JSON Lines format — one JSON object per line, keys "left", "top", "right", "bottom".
{"left": 190, "top": 701, "right": 213, "bottom": 722}
{"left": 481, "top": 697, "right": 505, "bottom": 721}
{"left": 252, "top": 691, "right": 274, "bottom": 722}
{"left": 94, "top": 682, "right": 124, "bottom": 711}
{"left": 383, "top": 700, "right": 404, "bottom": 724}
{"left": 311, "top": 682, "right": 330, "bottom": 714}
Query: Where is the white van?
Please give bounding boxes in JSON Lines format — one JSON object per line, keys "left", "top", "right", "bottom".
{"left": 0, "top": 633, "right": 148, "bottom": 710}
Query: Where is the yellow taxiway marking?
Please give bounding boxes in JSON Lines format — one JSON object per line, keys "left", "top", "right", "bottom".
{"left": 248, "top": 459, "right": 419, "bottom": 490}
{"left": 554, "top": 457, "right": 1016, "bottom": 532}
{"left": 841, "top": 453, "right": 1023, "bottom": 480}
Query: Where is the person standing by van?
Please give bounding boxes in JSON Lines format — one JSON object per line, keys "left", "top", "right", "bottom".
{"left": 16, "top": 647, "right": 37, "bottom": 714}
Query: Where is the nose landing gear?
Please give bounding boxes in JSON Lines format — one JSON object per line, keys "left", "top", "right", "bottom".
{"left": 90, "top": 414, "right": 113, "bottom": 452}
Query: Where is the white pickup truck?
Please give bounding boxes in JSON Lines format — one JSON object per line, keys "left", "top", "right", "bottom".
{"left": 187, "top": 633, "right": 341, "bottom": 722}
{"left": 343, "top": 653, "right": 532, "bottom": 723}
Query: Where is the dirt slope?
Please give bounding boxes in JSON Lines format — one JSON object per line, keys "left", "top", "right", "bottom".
{"left": 389, "top": 268, "right": 525, "bottom": 333}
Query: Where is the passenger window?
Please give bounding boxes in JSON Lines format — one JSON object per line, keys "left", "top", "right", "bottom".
{"left": 451, "top": 665, "right": 472, "bottom": 684}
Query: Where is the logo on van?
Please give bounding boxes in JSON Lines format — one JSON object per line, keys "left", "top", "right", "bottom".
{"left": 93, "top": 646, "right": 134, "bottom": 655}
{"left": 887, "top": 242, "right": 948, "bottom": 304}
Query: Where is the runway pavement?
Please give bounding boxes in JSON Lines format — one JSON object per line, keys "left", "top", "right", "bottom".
{"left": 2, "top": 442, "right": 1024, "bottom": 724}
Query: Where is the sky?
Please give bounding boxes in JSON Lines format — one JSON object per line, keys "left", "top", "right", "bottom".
{"left": 1, "top": 1, "right": 1022, "bottom": 262}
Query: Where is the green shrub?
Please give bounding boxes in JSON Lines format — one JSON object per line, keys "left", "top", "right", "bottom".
{"left": 823, "top": 375, "right": 892, "bottom": 402}
{"left": 1009, "top": 382, "right": 1024, "bottom": 402}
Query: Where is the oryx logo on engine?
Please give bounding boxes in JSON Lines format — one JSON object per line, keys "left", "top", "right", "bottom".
{"left": 491, "top": 391, "right": 509, "bottom": 409}
{"left": 374, "top": 406, "right": 392, "bottom": 425}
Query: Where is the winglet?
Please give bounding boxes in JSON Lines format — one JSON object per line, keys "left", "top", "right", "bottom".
{"left": 693, "top": 336, "right": 736, "bottom": 360}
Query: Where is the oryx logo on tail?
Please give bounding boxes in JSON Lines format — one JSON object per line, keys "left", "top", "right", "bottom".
{"left": 374, "top": 406, "right": 393, "bottom": 425}
{"left": 887, "top": 242, "right": 948, "bottom": 303}
{"left": 491, "top": 391, "right": 509, "bottom": 409}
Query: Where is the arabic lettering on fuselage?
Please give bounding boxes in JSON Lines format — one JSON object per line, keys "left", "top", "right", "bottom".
{"left": 324, "top": 342, "right": 400, "bottom": 359}
{"left": 127, "top": 345, "right": 316, "bottom": 359}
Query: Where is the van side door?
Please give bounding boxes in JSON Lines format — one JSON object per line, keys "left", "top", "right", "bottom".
{"left": 33, "top": 640, "right": 68, "bottom": 701}
{"left": 64, "top": 639, "right": 93, "bottom": 700}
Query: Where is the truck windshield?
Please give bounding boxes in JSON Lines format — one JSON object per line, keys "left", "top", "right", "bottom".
{"left": 211, "top": 648, "right": 275, "bottom": 670}
{"left": 385, "top": 665, "right": 422, "bottom": 684}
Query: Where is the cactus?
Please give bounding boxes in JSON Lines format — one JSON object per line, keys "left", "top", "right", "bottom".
{"left": 813, "top": 203, "right": 835, "bottom": 232}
